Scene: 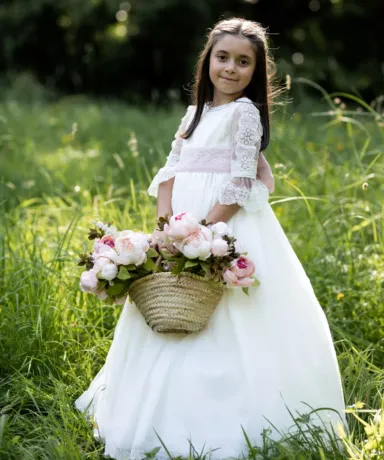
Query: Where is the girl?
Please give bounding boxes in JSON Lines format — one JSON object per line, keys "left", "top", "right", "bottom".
{"left": 76, "top": 18, "right": 347, "bottom": 460}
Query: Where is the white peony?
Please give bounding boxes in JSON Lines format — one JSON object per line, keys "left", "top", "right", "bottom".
{"left": 114, "top": 231, "right": 149, "bottom": 266}
{"left": 93, "top": 256, "right": 112, "bottom": 271}
{"left": 80, "top": 269, "right": 99, "bottom": 292}
{"left": 164, "top": 212, "right": 200, "bottom": 241}
{"left": 210, "top": 222, "right": 232, "bottom": 238}
{"left": 100, "top": 263, "right": 118, "bottom": 280}
{"left": 211, "top": 238, "right": 229, "bottom": 257}
{"left": 93, "top": 240, "right": 118, "bottom": 263}
{"left": 175, "top": 225, "right": 213, "bottom": 261}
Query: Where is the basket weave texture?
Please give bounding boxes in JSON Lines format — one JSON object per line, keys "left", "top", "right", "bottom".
{"left": 128, "top": 272, "right": 224, "bottom": 333}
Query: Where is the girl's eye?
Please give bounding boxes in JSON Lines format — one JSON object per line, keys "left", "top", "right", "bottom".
{"left": 217, "top": 55, "right": 227, "bottom": 61}
{"left": 239, "top": 60, "right": 249, "bottom": 66}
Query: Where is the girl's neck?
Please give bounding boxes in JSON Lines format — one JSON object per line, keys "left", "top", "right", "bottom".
{"left": 210, "top": 90, "right": 245, "bottom": 108}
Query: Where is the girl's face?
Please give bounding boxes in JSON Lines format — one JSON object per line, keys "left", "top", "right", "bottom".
{"left": 209, "top": 34, "right": 256, "bottom": 105}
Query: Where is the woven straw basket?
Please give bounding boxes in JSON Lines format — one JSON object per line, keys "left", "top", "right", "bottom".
{"left": 128, "top": 272, "right": 224, "bottom": 333}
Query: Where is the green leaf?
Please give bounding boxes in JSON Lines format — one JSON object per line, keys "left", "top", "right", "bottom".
{"left": 97, "top": 280, "right": 107, "bottom": 290}
{"left": 147, "top": 247, "right": 159, "bottom": 258}
{"left": 78, "top": 252, "right": 94, "bottom": 269}
{"left": 125, "top": 264, "right": 137, "bottom": 271}
{"left": 200, "top": 261, "right": 211, "bottom": 275}
{"left": 157, "top": 214, "right": 170, "bottom": 230}
{"left": 158, "top": 248, "right": 174, "bottom": 260}
{"left": 142, "top": 258, "right": 158, "bottom": 272}
{"left": 242, "top": 287, "right": 249, "bottom": 296}
{"left": 252, "top": 278, "right": 260, "bottom": 287}
{"left": 185, "top": 260, "right": 199, "bottom": 269}
{"left": 96, "top": 270, "right": 104, "bottom": 279}
{"left": 88, "top": 228, "right": 103, "bottom": 240}
{"left": 106, "top": 282, "right": 125, "bottom": 296}
{"left": 172, "top": 258, "right": 186, "bottom": 275}
{"left": 117, "top": 266, "right": 131, "bottom": 280}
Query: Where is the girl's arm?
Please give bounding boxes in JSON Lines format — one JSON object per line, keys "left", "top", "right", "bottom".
{"left": 148, "top": 106, "right": 194, "bottom": 218}
{"left": 205, "top": 103, "right": 266, "bottom": 225}
{"left": 257, "top": 153, "right": 274, "bottom": 193}
{"left": 157, "top": 177, "right": 175, "bottom": 218}
{"left": 205, "top": 202, "right": 241, "bottom": 225}
{"left": 206, "top": 154, "right": 274, "bottom": 224}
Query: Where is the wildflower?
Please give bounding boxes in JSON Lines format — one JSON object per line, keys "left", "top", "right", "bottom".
{"left": 285, "top": 74, "right": 291, "bottom": 90}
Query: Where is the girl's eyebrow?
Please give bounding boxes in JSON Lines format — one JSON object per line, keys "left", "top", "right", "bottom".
{"left": 215, "top": 49, "right": 252, "bottom": 59}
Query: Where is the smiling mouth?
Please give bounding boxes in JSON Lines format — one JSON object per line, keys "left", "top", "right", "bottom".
{"left": 221, "top": 76, "right": 237, "bottom": 82}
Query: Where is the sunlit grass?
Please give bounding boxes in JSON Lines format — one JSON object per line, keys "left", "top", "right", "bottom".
{"left": 0, "top": 85, "right": 383, "bottom": 458}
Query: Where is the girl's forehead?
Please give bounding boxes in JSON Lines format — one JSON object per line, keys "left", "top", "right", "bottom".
{"left": 212, "top": 34, "right": 256, "bottom": 57}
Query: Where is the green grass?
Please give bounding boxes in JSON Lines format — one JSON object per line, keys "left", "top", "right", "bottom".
{"left": 0, "top": 84, "right": 383, "bottom": 459}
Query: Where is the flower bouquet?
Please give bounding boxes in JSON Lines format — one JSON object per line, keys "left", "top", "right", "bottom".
{"left": 78, "top": 212, "right": 260, "bottom": 333}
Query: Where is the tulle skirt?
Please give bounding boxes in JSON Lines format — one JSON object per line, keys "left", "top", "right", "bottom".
{"left": 75, "top": 172, "right": 347, "bottom": 460}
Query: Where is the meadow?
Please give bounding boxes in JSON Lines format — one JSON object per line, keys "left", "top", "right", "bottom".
{"left": 0, "top": 80, "right": 383, "bottom": 459}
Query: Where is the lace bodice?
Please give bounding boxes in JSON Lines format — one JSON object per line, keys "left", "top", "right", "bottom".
{"left": 148, "top": 97, "right": 269, "bottom": 212}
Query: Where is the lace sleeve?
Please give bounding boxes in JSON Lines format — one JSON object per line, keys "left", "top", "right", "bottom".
{"left": 147, "top": 106, "right": 193, "bottom": 198}
{"left": 218, "top": 102, "right": 269, "bottom": 212}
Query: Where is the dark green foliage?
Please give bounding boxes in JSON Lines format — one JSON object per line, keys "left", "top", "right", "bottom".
{"left": 0, "top": 0, "right": 383, "bottom": 101}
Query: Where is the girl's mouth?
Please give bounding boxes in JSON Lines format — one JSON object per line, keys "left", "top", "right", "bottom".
{"left": 221, "top": 76, "right": 237, "bottom": 82}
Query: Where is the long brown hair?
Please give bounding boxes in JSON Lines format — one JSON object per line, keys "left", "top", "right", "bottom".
{"left": 182, "top": 17, "right": 278, "bottom": 151}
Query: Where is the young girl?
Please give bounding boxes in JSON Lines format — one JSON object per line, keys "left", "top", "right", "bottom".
{"left": 76, "top": 18, "right": 347, "bottom": 459}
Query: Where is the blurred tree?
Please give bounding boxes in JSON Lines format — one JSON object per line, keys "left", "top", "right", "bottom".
{"left": 0, "top": 0, "right": 382, "bottom": 102}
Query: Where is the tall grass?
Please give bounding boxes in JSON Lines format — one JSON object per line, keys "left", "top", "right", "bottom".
{"left": 0, "top": 83, "right": 383, "bottom": 459}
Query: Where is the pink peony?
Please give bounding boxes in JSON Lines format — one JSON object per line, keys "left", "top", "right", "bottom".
{"left": 93, "top": 239, "right": 118, "bottom": 263}
{"left": 211, "top": 238, "right": 229, "bottom": 257}
{"left": 229, "top": 256, "right": 255, "bottom": 278}
{"left": 233, "top": 276, "right": 255, "bottom": 287}
{"left": 80, "top": 269, "right": 99, "bottom": 292}
{"left": 222, "top": 269, "right": 238, "bottom": 285}
{"left": 223, "top": 269, "right": 255, "bottom": 287}
{"left": 100, "top": 235, "right": 115, "bottom": 248}
{"left": 164, "top": 212, "right": 200, "bottom": 241}
{"left": 222, "top": 256, "right": 256, "bottom": 287}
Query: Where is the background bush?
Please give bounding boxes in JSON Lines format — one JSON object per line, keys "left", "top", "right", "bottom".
{"left": 1, "top": 0, "right": 383, "bottom": 102}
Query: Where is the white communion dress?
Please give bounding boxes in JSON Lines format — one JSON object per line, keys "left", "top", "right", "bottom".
{"left": 75, "top": 97, "right": 347, "bottom": 459}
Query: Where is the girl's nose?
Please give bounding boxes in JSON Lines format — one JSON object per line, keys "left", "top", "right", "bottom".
{"left": 225, "top": 60, "right": 236, "bottom": 72}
